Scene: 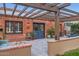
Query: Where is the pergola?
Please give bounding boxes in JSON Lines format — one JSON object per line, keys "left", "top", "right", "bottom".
{"left": 0, "top": 3, "right": 79, "bottom": 40}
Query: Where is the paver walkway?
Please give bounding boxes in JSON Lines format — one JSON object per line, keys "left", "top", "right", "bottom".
{"left": 26, "top": 39, "right": 48, "bottom": 56}
{"left": 25, "top": 36, "right": 79, "bottom": 56}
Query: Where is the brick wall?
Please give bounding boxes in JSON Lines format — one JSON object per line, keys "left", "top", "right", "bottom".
{"left": 0, "top": 16, "right": 64, "bottom": 41}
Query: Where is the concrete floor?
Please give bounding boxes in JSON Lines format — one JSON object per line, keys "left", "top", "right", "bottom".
{"left": 26, "top": 39, "right": 48, "bottom": 56}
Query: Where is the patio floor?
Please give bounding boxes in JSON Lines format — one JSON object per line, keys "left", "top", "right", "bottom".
{"left": 26, "top": 39, "right": 48, "bottom": 56}
{"left": 25, "top": 37, "right": 78, "bottom": 56}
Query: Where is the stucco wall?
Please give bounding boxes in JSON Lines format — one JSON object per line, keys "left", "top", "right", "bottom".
{"left": 0, "top": 44, "right": 32, "bottom": 56}
{"left": 48, "top": 38, "right": 79, "bottom": 56}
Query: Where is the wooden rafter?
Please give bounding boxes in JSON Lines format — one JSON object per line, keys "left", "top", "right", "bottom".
{"left": 3, "top": 3, "right": 6, "bottom": 15}
{"left": 32, "top": 11, "right": 50, "bottom": 19}
{"left": 41, "top": 15, "right": 54, "bottom": 19}
{"left": 46, "top": 3, "right": 58, "bottom": 7}
{"left": 42, "top": 13, "right": 67, "bottom": 19}
{"left": 12, "top": 4, "right": 17, "bottom": 16}
{"left": 46, "top": 12, "right": 54, "bottom": 16}
{"left": 61, "top": 15, "right": 79, "bottom": 21}
{"left": 1, "top": 7, "right": 72, "bottom": 17}
{"left": 62, "top": 8, "right": 79, "bottom": 15}
{"left": 40, "top": 14, "right": 79, "bottom": 21}
{"left": 23, "top": 8, "right": 36, "bottom": 17}
{"left": 60, "top": 12, "right": 74, "bottom": 16}
{"left": 60, "top": 14, "right": 69, "bottom": 18}
{"left": 40, "top": 11, "right": 70, "bottom": 21}
{"left": 28, "top": 10, "right": 43, "bottom": 18}
{"left": 1, "top": 3, "right": 79, "bottom": 22}
{"left": 18, "top": 6, "right": 28, "bottom": 16}
{"left": 45, "top": 3, "right": 60, "bottom": 7}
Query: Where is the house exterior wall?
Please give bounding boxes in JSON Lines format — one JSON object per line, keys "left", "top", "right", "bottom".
{"left": 0, "top": 16, "right": 64, "bottom": 42}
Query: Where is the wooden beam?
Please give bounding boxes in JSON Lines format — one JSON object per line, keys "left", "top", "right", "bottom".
{"left": 35, "top": 17, "right": 54, "bottom": 21}
{"left": 32, "top": 11, "right": 50, "bottom": 19}
{"left": 28, "top": 10, "right": 43, "bottom": 18}
{"left": 43, "top": 12, "right": 55, "bottom": 17}
{"left": 59, "top": 14, "right": 69, "bottom": 19}
{"left": 60, "top": 12, "right": 74, "bottom": 16}
{"left": 18, "top": 7, "right": 28, "bottom": 16}
{"left": 41, "top": 14, "right": 79, "bottom": 22}
{"left": 23, "top": 8, "right": 36, "bottom": 17}
{"left": 62, "top": 8, "right": 79, "bottom": 15}
{"left": 46, "top": 12, "right": 54, "bottom": 15}
{"left": 3, "top": 3, "right": 6, "bottom": 15}
{"left": 54, "top": 10, "right": 60, "bottom": 40}
{"left": 17, "top": 3, "right": 58, "bottom": 12}
{"left": 0, "top": 14, "right": 56, "bottom": 22}
{"left": 40, "top": 14, "right": 68, "bottom": 21}
{"left": 45, "top": 3, "right": 60, "bottom": 7}
{"left": 41, "top": 15, "right": 54, "bottom": 19}
{"left": 12, "top": 4, "right": 17, "bottom": 16}
{"left": 60, "top": 15, "right": 79, "bottom": 21}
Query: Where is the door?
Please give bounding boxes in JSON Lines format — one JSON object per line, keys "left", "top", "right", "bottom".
{"left": 33, "top": 23, "right": 45, "bottom": 39}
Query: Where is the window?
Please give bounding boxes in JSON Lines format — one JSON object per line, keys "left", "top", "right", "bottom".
{"left": 5, "top": 21, "right": 23, "bottom": 34}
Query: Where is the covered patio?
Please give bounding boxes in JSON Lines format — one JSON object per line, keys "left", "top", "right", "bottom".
{"left": 0, "top": 3, "right": 79, "bottom": 40}
{"left": 0, "top": 3, "right": 79, "bottom": 56}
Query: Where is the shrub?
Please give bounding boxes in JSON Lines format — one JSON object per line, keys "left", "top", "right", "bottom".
{"left": 47, "top": 27, "right": 55, "bottom": 38}
{"left": 71, "top": 23, "right": 79, "bottom": 34}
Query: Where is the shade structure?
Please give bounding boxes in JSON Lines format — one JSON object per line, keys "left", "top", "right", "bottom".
{"left": 0, "top": 3, "right": 79, "bottom": 40}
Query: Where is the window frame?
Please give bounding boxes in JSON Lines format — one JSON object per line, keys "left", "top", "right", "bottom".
{"left": 5, "top": 21, "right": 23, "bottom": 34}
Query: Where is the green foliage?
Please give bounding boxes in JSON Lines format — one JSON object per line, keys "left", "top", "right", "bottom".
{"left": 63, "top": 48, "right": 79, "bottom": 56}
{"left": 47, "top": 27, "right": 55, "bottom": 38}
{"left": 26, "top": 32, "right": 35, "bottom": 38}
{"left": 30, "top": 32, "right": 35, "bottom": 38}
{"left": 71, "top": 23, "right": 79, "bottom": 34}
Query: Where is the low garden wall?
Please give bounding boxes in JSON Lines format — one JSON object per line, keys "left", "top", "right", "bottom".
{"left": 0, "top": 44, "right": 32, "bottom": 56}
{"left": 48, "top": 37, "right": 79, "bottom": 56}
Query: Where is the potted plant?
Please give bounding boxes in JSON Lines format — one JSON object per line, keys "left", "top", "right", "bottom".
{"left": 30, "top": 32, "right": 35, "bottom": 40}
{"left": 47, "top": 27, "right": 55, "bottom": 38}
{"left": 26, "top": 32, "right": 35, "bottom": 40}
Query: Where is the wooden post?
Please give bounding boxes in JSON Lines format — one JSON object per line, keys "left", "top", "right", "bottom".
{"left": 54, "top": 10, "right": 60, "bottom": 40}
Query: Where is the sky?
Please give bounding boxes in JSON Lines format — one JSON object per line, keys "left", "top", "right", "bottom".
{"left": 66, "top": 3, "right": 79, "bottom": 12}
